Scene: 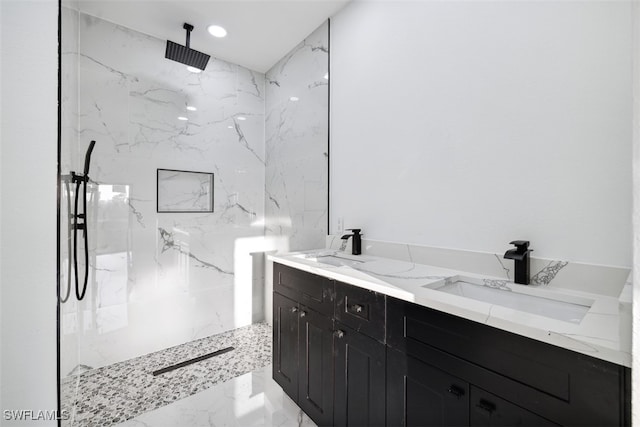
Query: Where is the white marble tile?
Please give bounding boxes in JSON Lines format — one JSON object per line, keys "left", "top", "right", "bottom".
{"left": 61, "top": 12, "right": 268, "bottom": 374}
{"left": 63, "top": 323, "right": 272, "bottom": 427}
{"left": 117, "top": 365, "right": 315, "bottom": 427}
{"left": 265, "top": 21, "right": 328, "bottom": 252}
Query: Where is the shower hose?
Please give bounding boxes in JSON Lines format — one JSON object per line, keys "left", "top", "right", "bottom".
{"left": 60, "top": 140, "right": 95, "bottom": 303}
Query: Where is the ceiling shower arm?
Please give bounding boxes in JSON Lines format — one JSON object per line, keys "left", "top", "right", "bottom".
{"left": 183, "top": 23, "right": 193, "bottom": 48}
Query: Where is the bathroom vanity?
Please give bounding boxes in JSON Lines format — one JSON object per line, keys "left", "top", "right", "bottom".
{"left": 270, "top": 251, "right": 631, "bottom": 427}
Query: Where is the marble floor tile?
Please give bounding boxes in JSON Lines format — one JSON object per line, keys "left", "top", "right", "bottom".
{"left": 117, "top": 365, "right": 316, "bottom": 427}
{"left": 62, "top": 322, "right": 272, "bottom": 427}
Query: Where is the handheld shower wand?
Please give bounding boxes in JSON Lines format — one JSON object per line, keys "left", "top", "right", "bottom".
{"left": 83, "top": 140, "right": 95, "bottom": 178}
{"left": 61, "top": 140, "right": 96, "bottom": 302}
{"left": 74, "top": 140, "right": 95, "bottom": 300}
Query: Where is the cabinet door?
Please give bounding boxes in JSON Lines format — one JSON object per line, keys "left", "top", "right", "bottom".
{"left": 470, "top": 386, "right": 558, "bottom": 427}
{"left": 387, "top": 348, "right": 470, "bottom": 427}
{"left": 298, "top": 306, "right": 334, "bottom": 426}
{"left": 333, "top": 323, "right": 386, "bottom": 427}
{"left": 273, "top": 292, "right": 299, "bottom": 401}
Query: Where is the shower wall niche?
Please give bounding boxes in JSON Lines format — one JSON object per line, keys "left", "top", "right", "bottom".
{"left": 60, "top": 8, "right": 267, "bottom": 374}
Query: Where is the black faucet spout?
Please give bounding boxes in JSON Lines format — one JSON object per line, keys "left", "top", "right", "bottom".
{"left": 504, "top": 248, "right": 526, "bottom": 261}
{"left": 503, "top": 240, "right": 533, "bottom": 285}
{"left": 341, "top": 228, "right": 362, "bottom": 255}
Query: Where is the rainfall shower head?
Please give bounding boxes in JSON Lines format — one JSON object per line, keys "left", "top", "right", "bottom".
{"left": 165, "top": 23, "right": 210, "bottom": 71}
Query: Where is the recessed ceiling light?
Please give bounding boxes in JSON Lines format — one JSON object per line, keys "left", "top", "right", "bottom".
{"left": 186, "top": 106, "right": 197, "bottom": 111}
{"left": 289, "top": 96, "right": 299, "bottom": 102}
{"left": 228, "top": 125, "right": 234, "bottom": 129}
{"left": 207, "top": 25, "right": 227, "bottom": 38}
{"left": 178, "top": 116, "right": 189, "bottom": 121}
{"left": 187, "top": 66, "right": 202, "bottom": 73}
{"left": 237, "top": 116, "right": 246, "bottom": 121}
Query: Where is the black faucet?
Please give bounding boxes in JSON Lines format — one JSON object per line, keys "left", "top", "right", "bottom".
{"left": 503, "top": 240, "right": 533, "bottom": 285}
{"left": 341, "top": 229, "right": 362, "bottom": 255}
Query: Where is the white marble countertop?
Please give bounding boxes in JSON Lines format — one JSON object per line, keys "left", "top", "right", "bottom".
{"left": 269, "top": 250, "right": 631, "bottom": 368}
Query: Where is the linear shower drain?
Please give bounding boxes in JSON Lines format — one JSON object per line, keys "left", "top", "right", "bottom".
{"left": 152, "top": 346, "right": 235, "bottom": 376}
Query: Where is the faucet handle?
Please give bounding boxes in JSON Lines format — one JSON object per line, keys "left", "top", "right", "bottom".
{"left": 509, "top": 240, "right": 531, "bottom": 253}
{"left": 346, "top": 228, "right": 361, "bottom": 234}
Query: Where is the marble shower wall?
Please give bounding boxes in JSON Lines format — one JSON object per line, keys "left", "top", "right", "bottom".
{"left": 265, "top": 21, "right": 329, "bottom": 252}
{"left": 60, "top": 10, "right": 266, "bottom": 373}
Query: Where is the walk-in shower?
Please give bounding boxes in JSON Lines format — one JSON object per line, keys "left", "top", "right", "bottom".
{"left": 58, "top": 4, "right": 329, "bottom": 424}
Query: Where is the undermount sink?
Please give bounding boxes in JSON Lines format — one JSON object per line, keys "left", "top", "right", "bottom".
{"left": 296, "top": 252, "right": 366, "bottom": 268}
{"left": 423, "top": 276, "right": 593, "bottom": 324}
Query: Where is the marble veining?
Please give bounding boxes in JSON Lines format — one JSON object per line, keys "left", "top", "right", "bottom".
{"left": 117, "top": 365, "right": 316, "bottom": 427}
{"left": 62, "top": 323, "right": 271, "bottom": 427}
{"left": 158, "top": 227, "right": 233, "bottom": 275}
{"left": 493, "top": 253, "right": 512, "bottom": 280}
{"left": 271, "top": 249, "right": 631, "bottom": 367}
{"left": 128, "top": 199, "right": 146, "bottom": 227}
{"left": 481, "top": 279, "right": 512, "bottom": 291}
{"left": 264, "top": 21, "right": 328, "bottom": 252}
{"left": 356, "top": 237, "right": 629, "bottom": 297}
{"left": 531, "top": 260, "right": 569, "bottom": 286}
{"left": 60, "top": 10, "right": 266, "bottom": 375}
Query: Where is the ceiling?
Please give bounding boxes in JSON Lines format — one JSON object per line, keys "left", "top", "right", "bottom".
{"left": 68, "top": 0, "right": 350, "bottom": 73}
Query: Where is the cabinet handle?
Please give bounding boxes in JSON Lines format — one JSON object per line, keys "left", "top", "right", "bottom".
{"left": 290, "top": 307, "right": 298, "bottom": 313}
{"left": 300, "top": 311, "right": 307, "bottom": 318}
{"left": 352, "top": 304, "right": 363, "bottom": 313}
{"left": 447, "top": 385, "right": 465, "bottom": 399}
{"left": 334, "top": 330, "right": 345, "bottom": 338}
{"left": 476, "top": 399, "right": 496, "bottom": 414}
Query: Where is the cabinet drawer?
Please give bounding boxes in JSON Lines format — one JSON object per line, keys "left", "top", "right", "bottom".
{"left": 335, "top": 281, "right": 385, "bottom": 343}
{"left": 274, "top": 263, "right": 334, "bottom": 317}
{"left": 387, "top": 296, "right": 629, "bottom": 426}
{"left": 470, "top": 386, "right": 558, "bottom": 426}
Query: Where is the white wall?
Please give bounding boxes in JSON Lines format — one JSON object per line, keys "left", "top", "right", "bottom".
{"left": 331, "top": 1, "right": 632, "bottom": 267}
{"left": 0, "top": 0, "right": 58, "bottom": 425}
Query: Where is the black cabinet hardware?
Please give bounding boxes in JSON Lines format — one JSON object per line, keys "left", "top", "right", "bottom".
{"left": 476, "top": 399, "right": 496, "bottom": 414}
{"left": 448, "top": 385, "right": 465, "bottom": 399}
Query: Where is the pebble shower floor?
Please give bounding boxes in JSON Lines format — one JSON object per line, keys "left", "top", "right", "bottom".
{"left": 61, "top": 322, "right": 272, "bottom": 426}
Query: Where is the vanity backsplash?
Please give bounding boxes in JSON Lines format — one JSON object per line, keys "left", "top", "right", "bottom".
{"left": 327, "top": 235, "right": 630, "bottom": 297}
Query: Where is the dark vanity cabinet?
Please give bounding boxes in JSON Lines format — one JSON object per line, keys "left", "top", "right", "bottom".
{"left": 333, "top": 281, "right": 387, "bottom": 427}
{"left": 273, "top": 265, "right": 335, "bottom": 426}
{"left": 386, "top": 297, "right": 630, "bottom": 427}
{"left": 273, "top": 262, "right": 631, "bottom": 427}
{"left": 273, "top": 263, "right": 387, "bottom": 427}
